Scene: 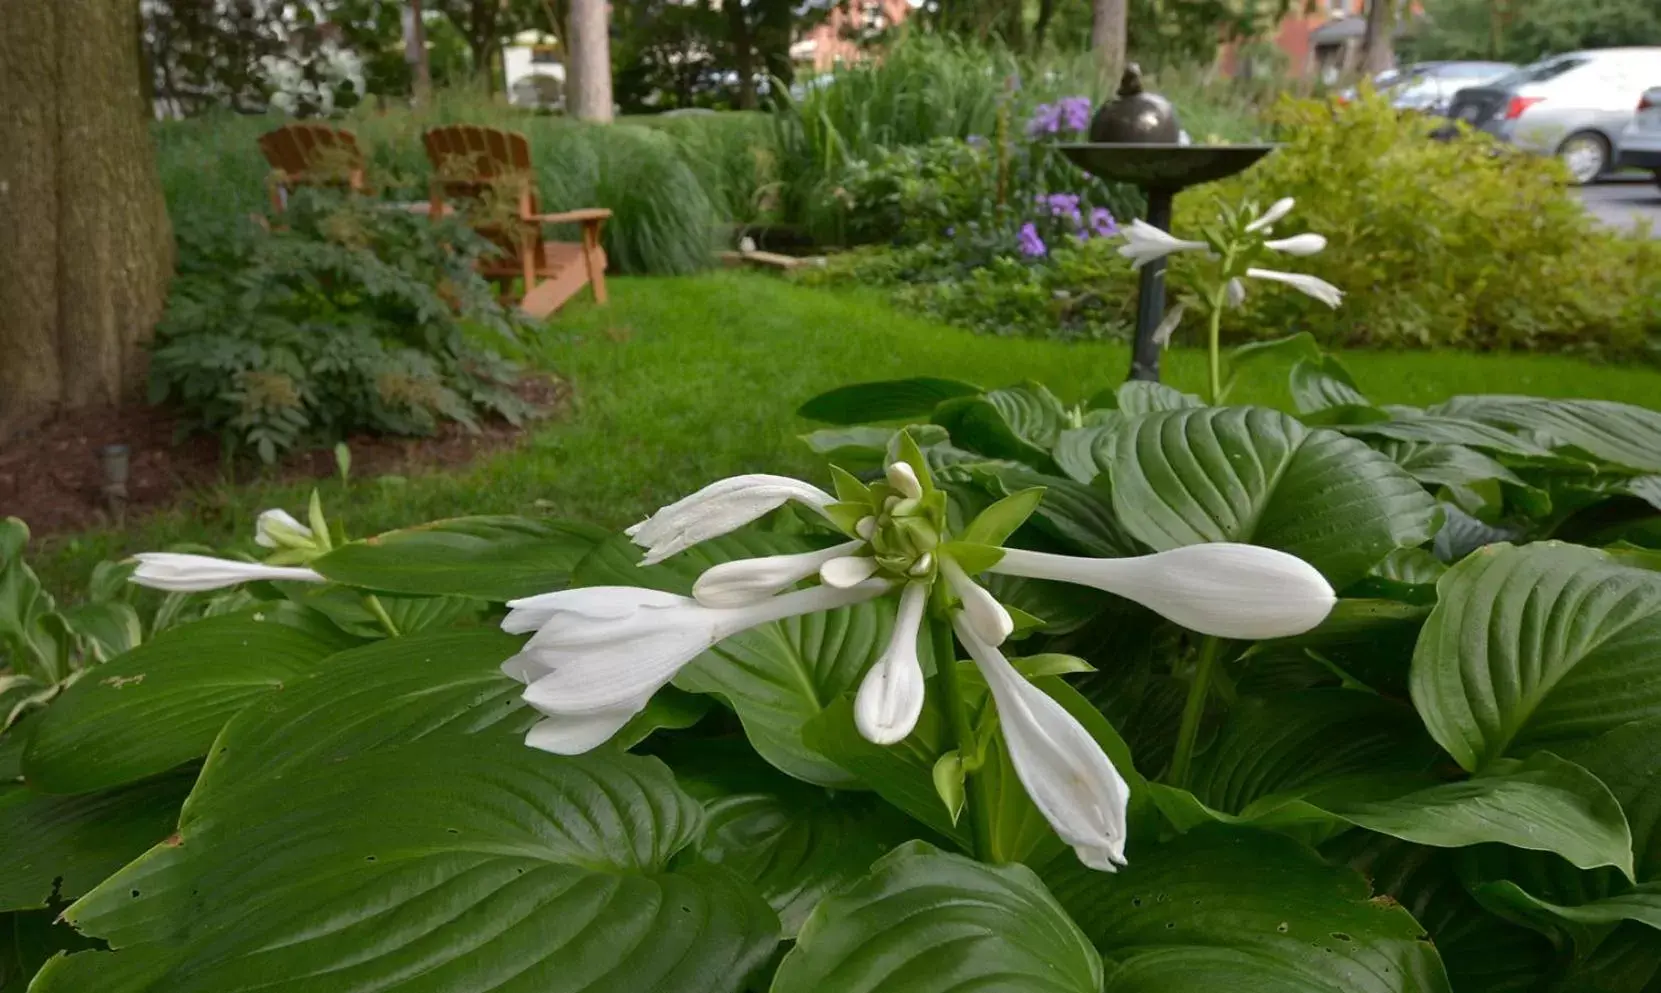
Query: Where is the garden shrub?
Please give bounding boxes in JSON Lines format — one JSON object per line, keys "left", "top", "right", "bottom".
{"left": 148, "top": 190, "right": 532, "bottom": 462}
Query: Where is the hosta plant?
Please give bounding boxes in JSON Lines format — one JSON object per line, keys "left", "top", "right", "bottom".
{"left": 6, "top": 366, "right": 1661, "bottom": 988}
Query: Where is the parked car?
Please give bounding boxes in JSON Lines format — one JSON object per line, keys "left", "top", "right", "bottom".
{"left": 1618, "top": 87, "right": 1661, "bottom": 189}
{"left": 1444, "top": 47, "right": 1661, "bottom": 184}
{"left": 1343, "top": 61, "right": 1516, "bottom": 116}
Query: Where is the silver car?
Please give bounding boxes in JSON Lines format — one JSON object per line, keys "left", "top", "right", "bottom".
{"left": 1618, "top": 86, "right": 1661, "bottom": 188}
{"left": 1445, "top": 47, "right": 1661, "bottom": 184}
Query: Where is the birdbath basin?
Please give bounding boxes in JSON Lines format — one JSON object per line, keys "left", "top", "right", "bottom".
{"left": 1056, "top": 144, "right": 1279, "bottom": 192}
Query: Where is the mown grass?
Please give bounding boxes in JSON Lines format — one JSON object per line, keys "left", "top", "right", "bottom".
{"left": 34, "top": 272, "right": 1661, "bottom": 590}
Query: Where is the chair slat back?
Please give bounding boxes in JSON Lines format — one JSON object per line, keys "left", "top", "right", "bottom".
{"left": 258, "top": 123, "right": 366, "bottom": 204}
{"left": 422, "top": 125, "right": 544, "bottom": 268}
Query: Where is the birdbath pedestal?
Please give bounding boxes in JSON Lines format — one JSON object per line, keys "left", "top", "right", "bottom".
{"left": 1058, "top": 68, "right": 1278, "bottom": 383}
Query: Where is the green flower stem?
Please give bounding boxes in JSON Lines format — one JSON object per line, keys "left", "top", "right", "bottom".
{"left": 1169, "top": 635, "right": 1223, "bottom": 788}
{"left": 933, "top": 615, "right": 994, "bottom": 861}
{"left": 362, "top": 593, "right": 401, "bottom": 638}
{"left": 1205, "top": 249, "right": 1237, "bottom": 405}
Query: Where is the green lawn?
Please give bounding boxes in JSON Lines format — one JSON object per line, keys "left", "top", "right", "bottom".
{"left": 33, "top": 271, "right": 1661, "bottom": 590}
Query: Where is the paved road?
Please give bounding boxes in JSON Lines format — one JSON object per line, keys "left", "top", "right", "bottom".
{"left": 1576, "top": 177, "right": 1661, "bottom": 237}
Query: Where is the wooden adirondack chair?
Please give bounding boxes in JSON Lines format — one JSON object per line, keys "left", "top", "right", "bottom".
{"left": 257, "top": 122, "right": 368, "bottom": 212}
{"left": 421, "top": 125, "right": 610, "bottom": 318}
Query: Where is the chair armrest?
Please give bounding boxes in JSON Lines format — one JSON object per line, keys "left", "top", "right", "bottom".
{"left": 529, "top": 208, "right": 613, "bottom": 225}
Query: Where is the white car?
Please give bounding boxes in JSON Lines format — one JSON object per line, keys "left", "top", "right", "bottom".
{"left": 1445, "top": 47, "right": 1661, "bottom": 184}
{"left": 1618, "top": 86, "right": 1661, "bottom": 189}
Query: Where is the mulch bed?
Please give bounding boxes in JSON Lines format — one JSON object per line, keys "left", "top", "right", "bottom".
{"left": 0, "top": 375, "right": 567, "bottom": 538}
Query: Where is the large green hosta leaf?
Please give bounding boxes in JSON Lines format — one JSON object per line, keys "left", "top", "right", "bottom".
{"left": 1410, "top": 543, "right": 1661, "bottom": 773}
{"left": 22, "top": 609, "right": 355, "bottom": 794}
{"left": 0, "top": 770, "right": 194, "bottom": 911}
{"left": 932, "top": 384, "right": 1067, "bottom": 470}
{"left": 770, "top": 841, "right": 1103, "bottom": 993}
{"left": 311, "top": 515, "right": 607, "bottom": 601}
{"left": 48, "top": 744, "right": 779, "bottom": 993}
{"left": 575, "top": 532, "right": 925, "bottom": 787}
{"left": 1433, "top": 396, "right": 1661, "bottom": 474}
{"left": 1109, "top": 407, "right": 1440, "bottom": 589}
{"left": 797, "top": 377, "right": 983, "bottom": 424}
{"left": 1045, "top": 825, "right": 1452, "bottom": 993}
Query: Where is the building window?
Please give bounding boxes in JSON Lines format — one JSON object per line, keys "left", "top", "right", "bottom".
{"left": 531, "top": 45, "right": 559, "bottom": 64}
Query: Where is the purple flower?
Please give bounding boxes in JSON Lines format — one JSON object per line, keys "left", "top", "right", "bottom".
{"left": 1089, "top": 207, "right": 1118, "bottom": 238}
{"left": 1018, "top": 222, "right": 1047, "bottom": 258}
{"left": 966, "top": 134, "right": 987, "bottom": 148}
{"left": 945, "top": 226, "right": 956, "bottom": 237}
{"left": 1025, "top": 103, "right": 1061, "bottom": 137}
{"left": 1059, "top": 96, "right": 1093, "bottom": 133}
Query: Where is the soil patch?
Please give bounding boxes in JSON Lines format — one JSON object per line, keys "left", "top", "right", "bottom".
{"left": 0, "top": 375, "right": 566, "bottom": 537}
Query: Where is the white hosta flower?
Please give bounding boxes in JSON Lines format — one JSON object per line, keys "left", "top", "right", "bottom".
{"left": 253, "top": 509, "right": 314, "bottom": 549}
{"left": 954, "top": 614, "right": 1129, "bottom": 872}
{"left": 1246, "top": 267, "right": 1344, "bottom": 309}
{"left": 129, "top": 553, "right": 326, "bottom": 592}
{"left": 989, "top": 543, "right": 1334, "bottom": 639}
{"left": 626, "top": 474, "right": 835, "bottom": 565}
{"left": 1244, "top": 197, "right": 1295, "bottom": 233}
{"left": 940, "top": 555, "right": 1012, "bottom": 646}
{"left": 693, "top": 539, "right": 864, "bottom": 607}
{"left": 821, "top": 555, "right": 880, "bottom": 588}
{"left": 1118, "top": 218, "right": 1208, "bottom": 270}
{"left": 503, "top": 580, "right": 889, "bottom": 754}
{"left": 1263, "top": 233, "right": 1327, "bottom": 256}
{"left": 854, "top": 582, "right": 929, "bottom": 744}
{"left": 886, "top": 461, "right": 923, "bottom": 499}
{"left": 1224, "top": 278, "right": 1246, "bottom": 309}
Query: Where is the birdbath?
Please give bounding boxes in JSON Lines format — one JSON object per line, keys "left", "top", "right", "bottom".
{"left": 1058, "top": 66, "right": 1278, "bottom": 383}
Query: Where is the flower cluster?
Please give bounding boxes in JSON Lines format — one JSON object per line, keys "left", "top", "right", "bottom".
{"left": 1019, "top": 194, "right": 1118, "bottom": 258}
{"left": 502, "top": 440, "right": 1337, "bottom": 872}
{"left": 1118, "top": 196, "right": 1343, "bottom": 309}
{"left": 1025, "top": 96, "right": 1093, "bottom": 137}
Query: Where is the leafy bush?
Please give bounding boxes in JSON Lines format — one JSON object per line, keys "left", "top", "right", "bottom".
{"left": 8, "top": 322, "right": 1661, "bottom": 989}
{"left": 1193, "top": 93, "right": 1661, "bottom": 353}
{"left": 149, "top": 190, "right": 532, "bottom": 461}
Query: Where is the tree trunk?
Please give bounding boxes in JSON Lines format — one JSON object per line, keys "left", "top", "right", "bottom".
{"left": 406, "top": 0, "right": 433, "bottom": 105}
{"left": 566, "top": 0, "right": 613, "bottom": 122}
{"left": 728, "top": 0, "right": 756, "bottom": 110}
{"left": 1091, "top": 0, "right": 1127, "bottom": 92}
{"left": 0, "top": 0, "right": 174, "bottom": 444}
{"left": 1033, "top": 0, "right": 1058, "bottom": 53}
{"left": 1360, "top": 0, "right": 1395, "bottom": 76}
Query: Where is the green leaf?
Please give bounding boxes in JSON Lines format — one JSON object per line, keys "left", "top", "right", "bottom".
{"left": 1110, "top": 407, "right": 1441, "bottom": 588}
{"left": 1409, "top": 542, "right": 1661, "bottom": 772}
{"left": 1011, "top": 653, "right": 1096, "bottom": 678}
{"left": 1239, "top": 600, "right": 1429, "bottom": 697}
{"left": 1340, "top": 416, "right": 1556, "bottom": 459}
{"left": 983, "top": 573, "right": 1107, "bottom": 636}
{"left": 801, "top": 426, "right": 950, "bottom": 470}
{"left": 772, "top": 841, "right": 1103, "bottom": 993}
{"left": 23, "top": 610, "right": 355, "bottom": 794}
{"left": 1226, "top": 330, "right": 1321, "bottom": 375}
{"left": 932, "top": 384, "right": 1067, "bottom": 469}
{"left": 1053, "top": 422, "right": 1119, "bottom": 484}
{"left": 54, "top": 602, "right": 143, "bottom": 663}
{"left": 1115, "top": 381, "right": 1203, "bottom": 414}
{"left": 1434, "top": 396, "right": 1661, "bottom": 474}
{"left": 797, "top": 377, "right": 983, "bottom": 424}
{"left": 1557, "top": 716, "right": 1661, "bottom": 882}
{"left": 1473, "top": 880, "right": 1661, "bottom": 943}
{"left": 0, "top": 770, "right": 194, "bottom": 911}
{"left": 1290, "top": 355, "right": 1371, "bottom": 415}
{"left": 1, "top": 909, "right": 103, "bottom": 993}
{"left": 575, "top": 532, "right": 926, "bottom": 786}
{"left": 179, "top": 629, "right": 534, "bottom": 820}
{"left": 970, "top": 464, "right": 1143, "bottom": 557}
{"left": 1374, "top": 440, "right": 1524, "bottom": 491}
{"left": 311, "top": 515, "right": 608, "bottom": 601}
{"left": 960, "top": 486, "right": 1045, "bottom": 546}
{"left": 931, "top": 751, "right": 966, "bottom": 825}
{"left": 1045, "top": 825, "right": 1452, "bottom": 993}
{"left": 1331, "top": 751, "right": 1635, "bottom": 876}
{"left": 59, "top": 745, "right": 780, "bottom": 992}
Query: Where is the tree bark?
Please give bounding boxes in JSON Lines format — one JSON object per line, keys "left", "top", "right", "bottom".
{"left": 0, "top": 0, "right": 174, "bottom": 444}
{"left": 405, "top": 0, "right": 433, "bottom": 105}
{"left": 1360, "top": 0, "right": 1396, "bottom": 76}
{"left": 566, "top": 0, "right": 613, "bottom": 122}
{"left": 728, "top": 0, "right": 756, "bottom": 110}
{"left": 1091, "top": 0, "right": 1127, "bottom": 92}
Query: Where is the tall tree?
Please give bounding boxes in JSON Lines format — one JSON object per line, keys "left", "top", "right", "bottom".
{"left": 1092, "top": 0, "right": 1127, "bottom": 89}
{"left": 407, "top": 0, "right": 433, "bottom": 103}
{"left": 566, "top": 0, "right": 613, "bottom": 120}
{"left": 0, "top": 0, "right": 174, "bottom": 443}
{"left": 1359, "top": 0, "right": 1395, "bottom": 75}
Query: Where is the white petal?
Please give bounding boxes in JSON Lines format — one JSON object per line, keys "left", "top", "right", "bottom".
{"left": 253, "top": 508, "right": 313, "bottom": 549}
{"left": 1245, "top": 267, "right": 1344, "bottom": 309}
{"left": 853, "top": 582, "right": 929, "bottom": 745}
{"left": 940, "top": 555, "right": 1012, "bottom": 646}
{"left": 1224, "top": 278, "right": 1246, "bottom": 309}
{"left": 886, "top": 461, "right": 923, "bottom": 499}
{"left": 515, "top": 581, "right": 888, "bottom": 718}
{"left": 628, "top": 474, "right": 836, "bottom": 565}
{"left": 129, "top": 553, "right": 326, "bottom": 592}
{"left": 1245, "top": 197, "right": 1295, "bottom": 233}
{"left": 856, "top": 516, "right": 878, "bottom": 540}
{"left": 693, "top": 540, "right": 864, "bottom": 607}
{"left": 1263, "top": 233, "right": 1327, "bottom": 256}
{"left": 1117, "top": 218, "right": 1207, "bottom": 270}
{"left": 954, "top": 615, "right": 1129, "bottom": 872}
{"left": 989, "top": 544, "right": 1335, "bottom": 639}
{"left": 524, "top": 708, "right": 641, "bottom": 754}
{"left": 821, "top": 555, "right": 880, "bottom": 588}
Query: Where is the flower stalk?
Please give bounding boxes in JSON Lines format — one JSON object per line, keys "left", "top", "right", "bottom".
{"left": 1169, "top": 635, "right": 1224, "bottom": 787}
{"left": 931, "top": 610, "right": 994, "bottom": 861}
